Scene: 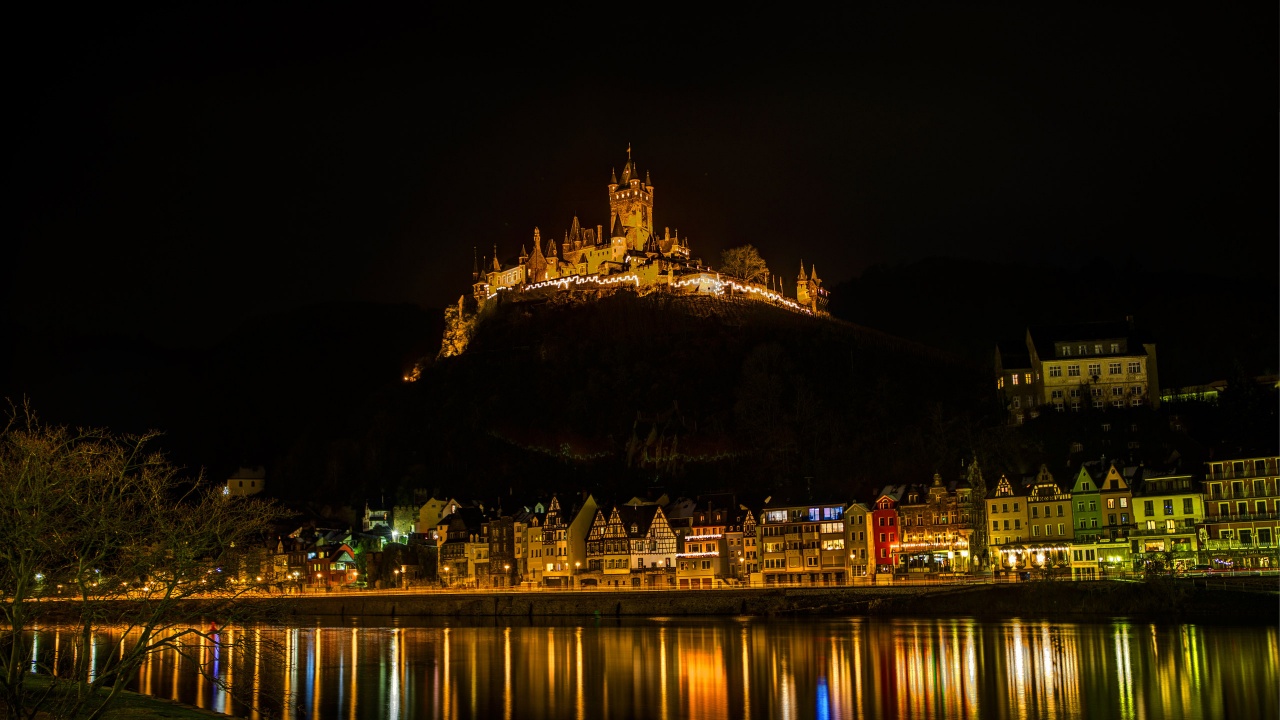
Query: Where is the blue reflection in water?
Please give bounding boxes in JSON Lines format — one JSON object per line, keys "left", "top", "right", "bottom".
{"left": 816, "top": 674, "right": 830, "bottom": 720}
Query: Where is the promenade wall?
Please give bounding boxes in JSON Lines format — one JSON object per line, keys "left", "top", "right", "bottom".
{"left": 251, "top": 581, "right": 1278, "bottom": 623}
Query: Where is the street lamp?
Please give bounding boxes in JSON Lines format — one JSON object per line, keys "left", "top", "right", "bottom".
{"left": 503, "top": 564, "right": 511, "bottom": 588}
{"left": 574, "top": 561, "right": 581, "bottom": 589}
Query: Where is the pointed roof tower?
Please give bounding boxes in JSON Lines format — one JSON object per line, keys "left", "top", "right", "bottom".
{"left": 471, "top": 246, "right": 479, "bottom": 282}
{"left": 492, "top": 245, "right": 501, "bottom": 272}
{"left": 611, "top": 213, "right": 626, "bottom": 238}
{"left": 811, "top": 264, "right": 820, "bottom": 283}
{"left": 610, "top": 167, "right": 618, "bottom": 184}
{"left": 797, "top": 260, "right": 808, "bottom": 281}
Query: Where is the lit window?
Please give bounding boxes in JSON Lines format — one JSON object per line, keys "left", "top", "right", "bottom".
{"left": 1110, "top": 343, "right": 1120, "bottom": 353}
{"left": 1024, "top": 373, "right": 1032, "bottom": 384}
{"left": 1011, "top": 375, "right": 1019, "bottom": 386}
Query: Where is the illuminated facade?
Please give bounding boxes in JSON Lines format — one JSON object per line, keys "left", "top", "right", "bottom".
{"left": 988, "top": 474, "right": 1029, "bottom": 572}
{"left": 1021, "top": 465, "right": 1072, "bottom": 574}
{"left": 758, "top": 501, "right": 851, "bottom": 585}
{"left": 845, "top": 502, "right": 871, "bottom": 578}
{"left": 896, "top": 474, "right": 974, "bottom": 574}
{"left": 676, "top": 503, "right": 732, "bottom": 589}
{"left": 1095, "top": 462, "right": 1135, "bottom": 571}
{"left": 539, "top": 495, "right": 599, "bottom": 588}
{"left": 1027, "top": 321, "right": 1160, "bottom": 412}
{"left": 441, "top": 148, "right": 831, "bottom": 358}
{"left": 870, "top": 487, "right": 904, "bottom": 575}
{"left": 1131, "top": 472, "right": 1204, "bottom": 572}
{"left": 1201, "top": 455, "right": 1280, "bottom": 569}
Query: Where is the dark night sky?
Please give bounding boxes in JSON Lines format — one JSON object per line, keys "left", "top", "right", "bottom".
{"left": 5, "top": 6, "right": 1274, "bottom": 350}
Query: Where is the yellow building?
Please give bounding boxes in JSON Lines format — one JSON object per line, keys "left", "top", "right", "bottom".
{"left": 1022, "top": 320, "right": 1160, "bottom": 413}
{"left": 1132, "top": 472, "right": 1204, "bottom": 572}
{"left": 988, "top": 474, "right": 1029, "bottom": 573}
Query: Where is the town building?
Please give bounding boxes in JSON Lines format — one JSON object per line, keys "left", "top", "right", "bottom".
{"left": 758, "top": 500, "right": 851, "bottom": 585}
{"left": 896, "top": 474, "right": 975, "bottom": 574}
{"left": 988, "top": 474, "right": 1029, "bottom": 573}
{"left": 1024, "top": 319, "right": 1160, "bottom": 412}
{"left": 845, "top": 502, "right": 871, "bottom": 578}
{"left": 1201, "top": 455, "right": 1280, "bottom": 570}
{"left": 1022, "top": 465, "right": 1073, "bottom": 575}
{"left": 224, "top": 466, "right": 266, "bottom": 497}
{"left": 675, "top": 501, "right": 733, "bottom": 589}
{"left": 1095, "top": 461, "right": 1137, "bottom": 573}
{"left": 436, "top": 506, "right": 489, "bottom": 587}
{"left": 870, "top": 487, "right": 905, "bottom": 575}
{"left": 540, "top": 495, "right": 599, "bottom": 588}
{"left": 1132, "top": 471, "right": 1204, "bottom": 573}
{"left": 993, "top": 346, "right": 1041, "bottom": 425}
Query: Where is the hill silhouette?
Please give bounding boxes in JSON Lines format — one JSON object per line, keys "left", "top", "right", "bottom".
{"left": 269, "top": 291, "right": 1001, "bottom": 506}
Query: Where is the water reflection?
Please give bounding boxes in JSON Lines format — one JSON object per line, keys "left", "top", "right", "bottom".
{"left": 25, "top": 617, "right": 1277, "bottom": 719}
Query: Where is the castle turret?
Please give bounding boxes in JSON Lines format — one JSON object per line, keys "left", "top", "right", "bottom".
{"left": 492, "top": 245, "right": 501, "bottom": 272}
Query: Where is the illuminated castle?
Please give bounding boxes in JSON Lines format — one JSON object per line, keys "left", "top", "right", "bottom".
{"left": 439, "top": 148, "right": 830, "bottom": 358}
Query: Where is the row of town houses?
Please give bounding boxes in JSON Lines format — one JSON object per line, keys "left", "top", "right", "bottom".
{"left": 273, "top": 453, "right": 1278, "bottom": 590}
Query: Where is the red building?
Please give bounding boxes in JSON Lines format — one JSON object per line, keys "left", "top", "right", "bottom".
{"left": 870, "top": 485, "right": 906, "bottom": 575}
{"left": 307, "top": 543, "right": 359, "bottom": 588}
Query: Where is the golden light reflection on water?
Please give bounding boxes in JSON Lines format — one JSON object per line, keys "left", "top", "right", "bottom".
{"left": 23, "top": 617, "right": 1279, "bottom": 719}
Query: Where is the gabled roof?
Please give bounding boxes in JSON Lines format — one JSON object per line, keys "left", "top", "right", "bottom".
{"left": 615, "top": 504, "right": 661, "bottom": 538}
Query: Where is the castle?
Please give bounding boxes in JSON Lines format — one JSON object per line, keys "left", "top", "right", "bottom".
{"left": 439, "top": 148, "right": 830, "bottom": 358}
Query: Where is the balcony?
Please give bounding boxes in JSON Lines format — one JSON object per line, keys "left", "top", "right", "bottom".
{"left": 1205, "top": 488, "right": 1276, "bottom": 501}
{"left": 1204, "top": 512, "right": 1280, "bottom": 523}
{"left": 1129, "top": 526, "right": 1197, "bottom": 538}
{"left": 1208, "top": 466, "right": 1276, "bottom": 480}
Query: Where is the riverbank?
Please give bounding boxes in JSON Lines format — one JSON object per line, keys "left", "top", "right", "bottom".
{"left": 253, "top": 580, "right": 1278, "bottom": 623}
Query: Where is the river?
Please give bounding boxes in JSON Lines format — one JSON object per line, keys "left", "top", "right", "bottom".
{"left": 26, "top": 616, "right": 1278, "bottom": 719}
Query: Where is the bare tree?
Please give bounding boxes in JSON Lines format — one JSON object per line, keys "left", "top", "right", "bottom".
{"left": 0, "top": 404, "right": 283, "bottom": 720}
{"left": 719, "top": 244, "right": 770, "bottom": 284}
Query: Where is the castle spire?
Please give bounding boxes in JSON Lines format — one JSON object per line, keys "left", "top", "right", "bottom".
{"left": 472, "top": 246, "right": 479, "bottom": 282}
{"left": 798, "top": 259, "right": 808, "bottom": 281}
{"left": 811, "top": 264, "right": 819, "bottom": 283}
{"left": 610, "top": 167, "right": 617, "bottom": 184}
{"left": 492, "top": 244, "right": 501, "bottom": 272}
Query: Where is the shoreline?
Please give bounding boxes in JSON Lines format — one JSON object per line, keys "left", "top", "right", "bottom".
{"left": 246, "top": 581, "right": 1278, "bottom": 624}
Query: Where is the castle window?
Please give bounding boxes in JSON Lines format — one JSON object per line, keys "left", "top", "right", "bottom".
{"left": 1068, "top": 365, "right": 1080, "bottom": 377}
{"left": 1049, "top": 366, "right": 1061, "bottom": 378}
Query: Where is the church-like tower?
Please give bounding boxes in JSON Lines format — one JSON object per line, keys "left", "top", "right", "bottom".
{"left": 607, "top": 144, "right": 655, "bottom": 251}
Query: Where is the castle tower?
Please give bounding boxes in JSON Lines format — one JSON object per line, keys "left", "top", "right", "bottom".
{"left": 527, "top": 228, "right": 547, "bottom": 282}
{"left": 796, "top": 260, "right": 812, "bottom": 307}
{"left": 607, "top": 144, "right": 654, "bottom": 252}
{"left": 797, "top": 262, "right": 829, "bottom": 315}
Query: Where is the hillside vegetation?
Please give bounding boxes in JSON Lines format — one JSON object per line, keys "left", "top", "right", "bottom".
{"left": 288, "top": 291, "right": 1004, "bottom": 506}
